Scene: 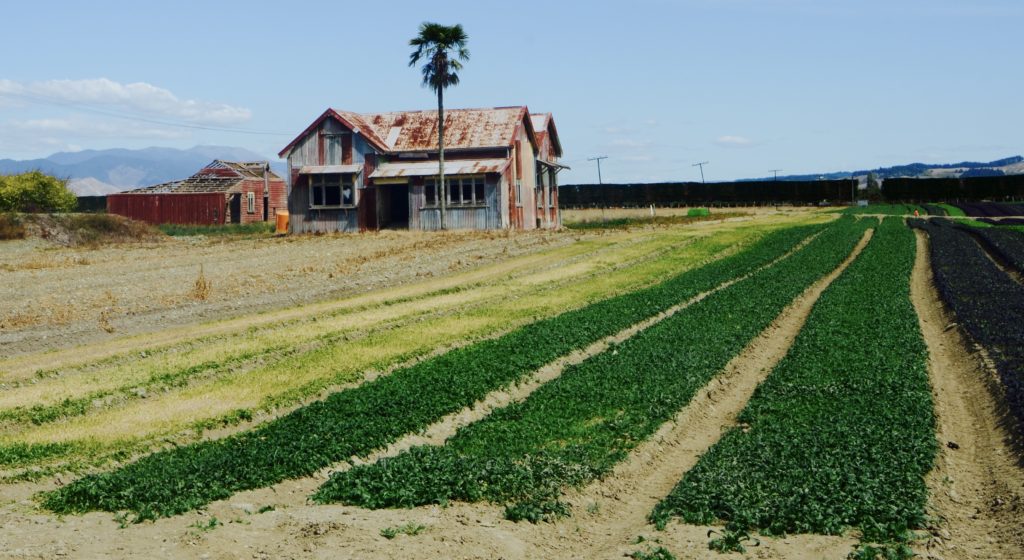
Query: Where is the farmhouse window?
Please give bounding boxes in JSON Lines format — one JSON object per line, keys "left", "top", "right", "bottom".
{"left": 515, "top": 179, "right": 523, "bottom": 207}
{"left": 425, "top": 176, "right": 485, "bottom": 207}
{"left": 309, "top": 174, "right": 355, "bottom": 208}
{"left": 247, "top": 191, "right": 256, "bottom": 214}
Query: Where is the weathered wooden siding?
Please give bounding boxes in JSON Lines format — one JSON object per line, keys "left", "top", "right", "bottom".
{"left": 107, "top": 193, "right": 226, "bottom": 225}
{"left": 286, "top": 119, "right": 376, "bottom": 233}
{"left": 519, "top": 126, "right": 538, "bottom": 230}
{"left": 267, "top": 178, "right": 288, "bottom": 219}
{"left": 287, "top": 176, "right": 358, "bottom": 233}
{"left": 416, "top": 179, "right": 500, "bottom": 231}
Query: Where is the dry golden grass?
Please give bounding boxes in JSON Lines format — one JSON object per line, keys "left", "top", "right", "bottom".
{"left": 190, "top": 266, "right": 212, "bottom": 301}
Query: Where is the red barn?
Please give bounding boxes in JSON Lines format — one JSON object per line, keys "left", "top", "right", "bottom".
{"left": 107, "top": 160, "right": 286, "bottom": 225}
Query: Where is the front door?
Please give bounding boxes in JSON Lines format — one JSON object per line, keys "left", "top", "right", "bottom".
{"left": 378, "top": 183, "right": 410, "bottom": 229}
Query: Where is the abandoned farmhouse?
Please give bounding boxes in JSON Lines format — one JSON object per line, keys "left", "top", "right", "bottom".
{"left": 279, "top": 106, "right": 566, "bottom": 232}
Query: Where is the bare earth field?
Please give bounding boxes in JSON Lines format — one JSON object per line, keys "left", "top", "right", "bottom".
{"left": 0, "top": 228, "right": 573, "bottom": 355}
{"left": 1, "top": 208, "right": 1021, "bottom": 560}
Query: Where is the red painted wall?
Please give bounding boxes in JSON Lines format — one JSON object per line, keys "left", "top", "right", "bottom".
{"left": 107, "top": 193, "right": 227, "bottom": 225}
{"left": 238, "top": 178, "right": 288, "bottom": 223}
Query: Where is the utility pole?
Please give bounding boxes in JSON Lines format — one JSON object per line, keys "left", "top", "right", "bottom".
{"left": 588, "top": 156, "right": 608, "bottom": 184}
{"left": 770, "top": 169, "right": 782, "bottom": 181}
{"left": 692, "top": 161, "right": 709, "bottom": 184}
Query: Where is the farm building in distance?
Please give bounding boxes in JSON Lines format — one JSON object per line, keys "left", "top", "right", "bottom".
{"left": 107, "top": 160, "right": 286, "bottom": 225}
{"left": 278, "top": 106, "right": 566, "bottom": 232}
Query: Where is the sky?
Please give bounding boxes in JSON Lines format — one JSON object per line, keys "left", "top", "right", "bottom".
{"left": 0, "top": 0, "right": 1020, "bottom": 183}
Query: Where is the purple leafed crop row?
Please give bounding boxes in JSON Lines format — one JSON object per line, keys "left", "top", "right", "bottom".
{"left": 911, "top": 218, "right": 1024, "bottom": 436}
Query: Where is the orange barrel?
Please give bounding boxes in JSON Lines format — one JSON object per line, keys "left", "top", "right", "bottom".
{"left": 275, "top": 210, "right": 289, "bottom": 234}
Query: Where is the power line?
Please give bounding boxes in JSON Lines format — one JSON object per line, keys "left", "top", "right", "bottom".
{"left": 692, "top": 161, "right": 709, "bottom": 184}
{"left": 587, "top": 155, "right": 608, "bottom": 184}
{"left": 770, "top": 169, "right": 782, "bottom": 181}
{"left": 0, "top": 90, "right": 291, "bottom": 136}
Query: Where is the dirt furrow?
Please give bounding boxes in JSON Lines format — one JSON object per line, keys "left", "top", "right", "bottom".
{"left": 554, "top": 229, "right": 874, "bottom": 559}
{"left": 963, "top": 229, "right": 1024, "bottom": 285}
{"left": 203, "top": 228, "right": 826, "bottom": 516}
{"left": 911, "top": 229, "right": 1024, "bottom": 560}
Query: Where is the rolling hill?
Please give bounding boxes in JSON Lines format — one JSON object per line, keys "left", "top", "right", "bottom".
{"left": 0, "top": 146, "right": 287, "bottom": 195}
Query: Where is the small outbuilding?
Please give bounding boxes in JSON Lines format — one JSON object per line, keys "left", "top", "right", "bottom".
{"left": 278, "top": 106, "right": 567, "bottom": 233}
{"left": 107, "top": 160, "right": 286, "bottom": 225}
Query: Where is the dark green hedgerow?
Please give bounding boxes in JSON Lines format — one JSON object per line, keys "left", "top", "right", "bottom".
{"left": 311, "top": 218, "right": 871, "bottom": 516}
{"left": 42, "top": 221, "right": 826, "bottom": 520}
{"left": 650, "top": 218, "right": 935, "bottom": 542}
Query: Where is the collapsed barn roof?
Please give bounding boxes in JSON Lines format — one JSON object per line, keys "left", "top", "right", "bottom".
{"left": 125, "top": 160, "right": 280, "bottom": 194}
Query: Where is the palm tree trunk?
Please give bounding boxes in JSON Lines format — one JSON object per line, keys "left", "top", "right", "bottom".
{"left": 438, "top": 86, "right": 446, "bottom": 230}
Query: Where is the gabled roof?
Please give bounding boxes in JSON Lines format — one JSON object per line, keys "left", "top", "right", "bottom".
{"left": 125, "top": 160, "right": 280, "bottom": 194}
{"left": 279, "top": 107, "right": 539, "bottom": 158}
{"left": 530, "top": 113, "right": 563, "bottom": 158}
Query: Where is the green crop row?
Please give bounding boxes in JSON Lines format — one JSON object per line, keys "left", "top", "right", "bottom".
{"left": 312, "top": 217, "right": 871, "bottom": 519}
{"left": 842, "top": 204, "right": 924, "bottom": 216}
{"left": 650, "top": 218, "right": 935, "bottom": 542}
{"left": 41, "top": 221, "right": 827, "bottom": 520}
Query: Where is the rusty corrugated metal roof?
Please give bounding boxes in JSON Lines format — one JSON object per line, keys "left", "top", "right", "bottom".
{"left": 529, "top": 114, "right": 549, "bottom": 132}
{"left": 336, "top": 107, "right": 527, "bottom": 152}
{"left": 369, "top": 158, "right": 510, "bottom": 179}
{"left": 530, "top": 113, "right": 562, "bottom": 158}
{"left": 280, "top": 107, "right": 541, "bottom": 159}
{"left": 537, "top": 158, "right": 570, "bottom": 170}
{"left": 298, "top": 164, "right": 363, "bottom": 174}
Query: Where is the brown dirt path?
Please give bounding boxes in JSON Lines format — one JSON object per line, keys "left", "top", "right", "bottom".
{"left": 911, "top": 229, "right": 1024, "bottom": 560}
{"left": 548, "top": 228, "right": 874, "bottom": 559}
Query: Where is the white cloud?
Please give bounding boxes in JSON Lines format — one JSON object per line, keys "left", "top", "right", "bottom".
{"left": 0, "top": 115, "right": 191, "bottom": 156}
{"left": 604, "top": 126, "right": 631, "bottom": 134}
{"left": 5, "top": 116, "right": 189, "bottom": 140}
{"left": 0, "top": 78, "right": 251, "bottom": 124}
{"left": 715, "top": 135, "right": 754, "bottom": 147}
{"left": 610, "top": 138, "right": 652, "bottom": 148}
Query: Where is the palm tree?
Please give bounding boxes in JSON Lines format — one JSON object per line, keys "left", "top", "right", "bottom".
{"left": 409, "top": 22, "right": 469, "bottom": 230}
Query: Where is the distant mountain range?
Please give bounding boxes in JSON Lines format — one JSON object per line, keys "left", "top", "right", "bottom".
{"left": 0, "top": 146, "right": 286, "bottom": 196}
{"left": 744, "top": 156, "right": 1024, "bottom": 183}
{"left": 4, "top": 147, "right": 1022, "bottom": 196}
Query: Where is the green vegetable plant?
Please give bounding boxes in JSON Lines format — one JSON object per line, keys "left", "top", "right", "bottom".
{"left": 380, "top": 523, "right": 425, "bottom": 539}
{"left": 707, "top": 525, "right": 760, "bottom": 553}
{"left": 312, "top": 218, "right": 870, "bottom": 517}
{"left": 42, "top": 222, "right": 826, "bottom": 520}
{"left": 651, "top": 219, "right": 935, "bottom": 543}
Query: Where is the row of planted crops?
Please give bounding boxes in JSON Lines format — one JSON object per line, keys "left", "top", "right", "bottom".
{"left": 29, "top": 213, "right": 1024, "bottom": 555}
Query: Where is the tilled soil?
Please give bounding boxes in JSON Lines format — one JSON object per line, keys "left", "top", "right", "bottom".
{"left": 0, "top": 229, "right": 573, "bottom": 356}
{"left": 911, "top": 229, "right": 1024, "bottom": 560}
{"left": 0, "top": 226, "right": 867, "bottom": 559}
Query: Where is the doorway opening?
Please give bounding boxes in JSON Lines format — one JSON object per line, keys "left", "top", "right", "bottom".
{"left": 378, "top": 183, "right": 410, "bottom": 229}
